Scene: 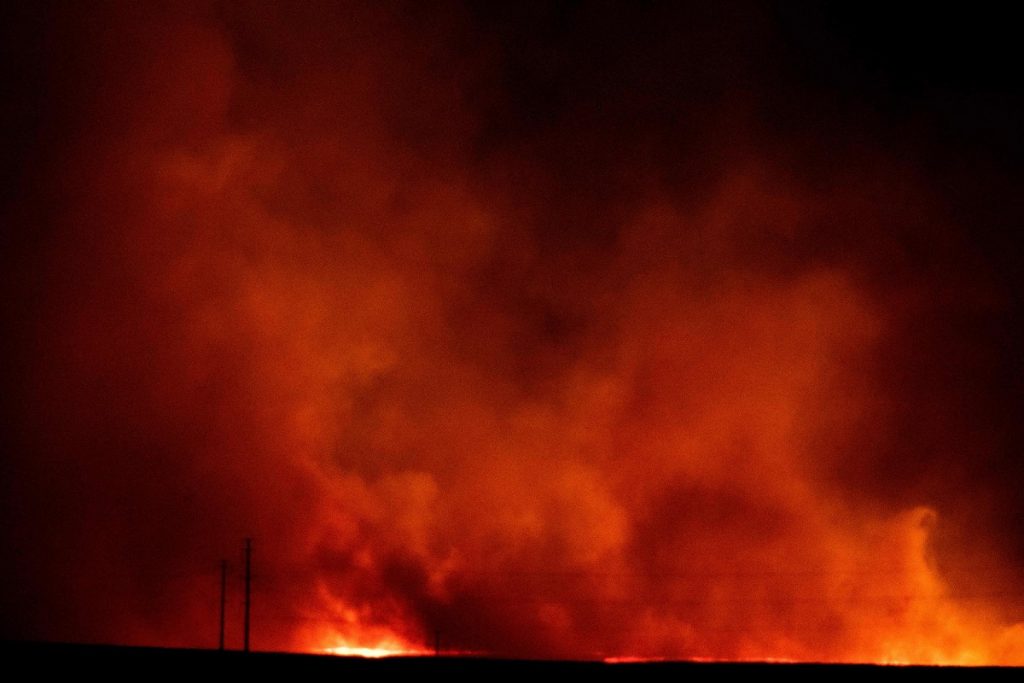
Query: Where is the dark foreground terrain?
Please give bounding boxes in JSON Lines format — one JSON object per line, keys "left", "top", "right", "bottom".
{"left": 2, "top": 641, "right": 1019, "bottom": 679}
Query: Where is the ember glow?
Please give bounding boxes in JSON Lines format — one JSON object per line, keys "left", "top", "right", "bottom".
{"left": 318, "top": 634, "right": 427, "bottom": 659}
{"left": 2, "top": 2, "right": 1024, "bottom": 665}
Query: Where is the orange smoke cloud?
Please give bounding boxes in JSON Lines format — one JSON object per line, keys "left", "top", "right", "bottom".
{"left": 2, "top": 1, "right": 1023, "bottom": 665}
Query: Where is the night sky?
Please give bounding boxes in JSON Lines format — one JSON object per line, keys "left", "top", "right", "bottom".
{"left": 2, "top": 2, "right": 1024, "bottom": 663}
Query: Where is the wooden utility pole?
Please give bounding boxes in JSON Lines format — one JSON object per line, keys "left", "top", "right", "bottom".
{"left": 244, "top": 538, "right": 252, "bottom": 653}
{"left": 219, "top": 560, "right": 227, "bottom": 651}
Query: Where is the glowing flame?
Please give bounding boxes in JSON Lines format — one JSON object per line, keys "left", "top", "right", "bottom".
{"left": 311, "top": 624, "right": 429, "bottom": 658}
{"left": 321, "top": 639, "right": 429, "bottom": 658}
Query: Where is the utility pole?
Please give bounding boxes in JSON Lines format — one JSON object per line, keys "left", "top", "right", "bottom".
{"left": 219, "top": 560, "right": 227, "bottom": 651}
{"left": 244, "top": 538, "right": 252, "bottom": 653}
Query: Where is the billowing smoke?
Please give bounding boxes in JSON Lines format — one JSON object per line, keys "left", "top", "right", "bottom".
{"left": 2, "top": 2, "right": 1023, "bottom": 663}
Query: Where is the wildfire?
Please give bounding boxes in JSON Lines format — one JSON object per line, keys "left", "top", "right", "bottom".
{"left": 5, "top": 0, "right": 1024, "bottom": 668}
{"left": 303, "top": 604, "right": 428, "bottom": 658}
{"left": 319, "top": 637, "right": 429, "bottom": 659}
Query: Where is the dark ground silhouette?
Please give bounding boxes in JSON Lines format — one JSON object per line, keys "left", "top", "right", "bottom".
{"left": 2, "top": 641, "right": 1018, "bottom": 679}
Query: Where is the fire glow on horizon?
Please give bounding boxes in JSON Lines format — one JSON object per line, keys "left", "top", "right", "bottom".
{"left": 3, "top": 1, "right": 1024, "bottom": 666}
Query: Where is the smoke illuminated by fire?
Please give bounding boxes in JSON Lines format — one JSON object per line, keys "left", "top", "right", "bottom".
{"left": 2, "top": 1, "right": 1024, "bottom": 665}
